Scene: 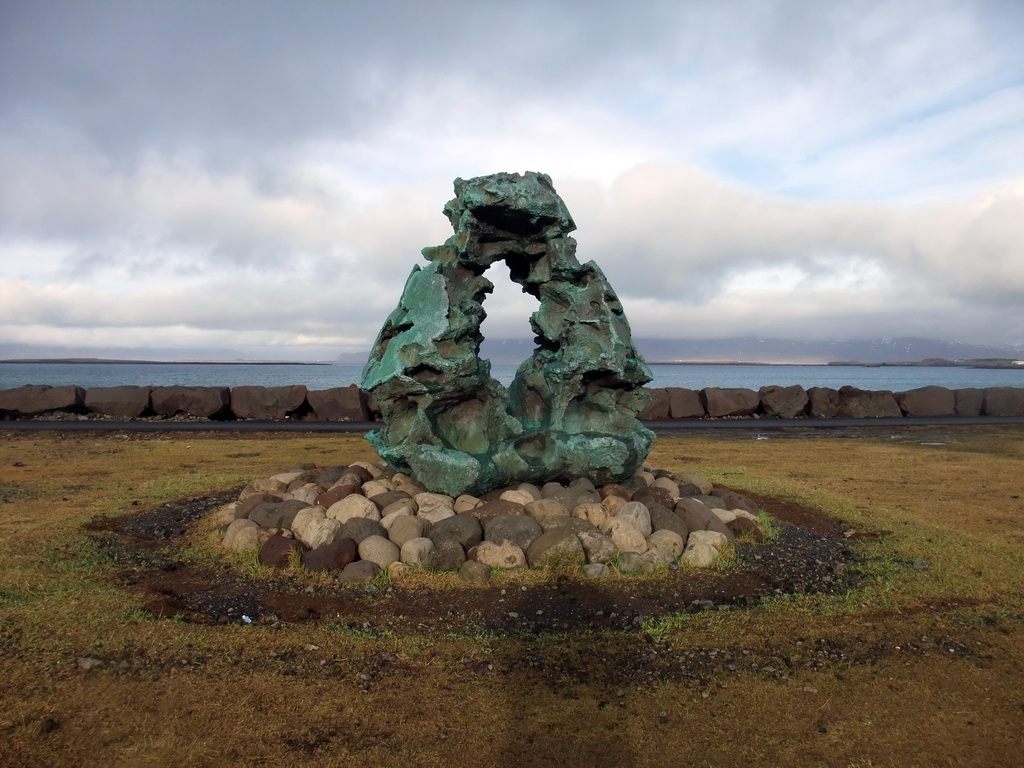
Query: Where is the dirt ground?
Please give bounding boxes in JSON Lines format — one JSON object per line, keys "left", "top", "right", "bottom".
{"left": 0, "top": 426, "right": 1022, "bottom": 767}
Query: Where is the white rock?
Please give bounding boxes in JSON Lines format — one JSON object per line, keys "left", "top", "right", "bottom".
{"left": 380, "top": 508, "right": 414, "bottom": 531}
{"left": 525, "top": 498, "right": 569, "bottom": 522}
{"left": 602, "top": 517, "right": 648, "bottom": 554}
{"left": 454, "top": 494, "right": 483, "bottom": 513}
{"left": 601, "top": 495, "right": 626, "bottom": 515}
{"left": 290, "top": 506, "right": 327, "bottom": 541}
{"left": 680, "top": 542, "right": 718, "bottom": 568}
{"left": 301, "top": 517, "right": 344, "bottom": 549}
{"left": 651, "top": 476, "right": 681, "bottom": 500}
{"left": 712, "top": 509, "right": 738, "bottom": 525}
{"left": 583, "top": 563, "right": 610, "bottom": 579}
{"left": 290, "top": 486, "right": 320, "bottom": 505}
{"left": 222, "top": 519, "right": 261, "bottom": 551}
{"left": 687, "top": 530, "right": 729, "bottom": 551}
{"left": 616, "top": 501, "right": 652, "bottom": 536}
{"left": 415, "top": 492, "right": 455, "bottom": 516}
{"left": 362, "top": 478, "right": 395, "bottom": 498}
{"left": 642, "top": 546, "right": 677, "bottom": 568}
{"left": 732, "top": 509, "right": 759, "bottom": 522}
{"left": 473, "top": 540, "right": 527, "bottom": 570}
{"left": 647, "top": 529, "right": 685, "bottom": 557}
{"left": 326, "top": 494, "right": 381, "bottom": 524}
{"left": 500, "top": 489, "right": 535, "bottom": 506}
{"left": 401, "top": 536, "right": 435, "bottom": 566}
{"left": 572, "top": 503, "right": 608, "bottom": 529}
{"left": 358, "top": 535, "right": 400, "bottom": 568}
{"left": 417, "top": 505, "right": 455, "bottom": 525}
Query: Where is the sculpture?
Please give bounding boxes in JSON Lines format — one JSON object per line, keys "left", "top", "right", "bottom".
{"left": 362, "top": 172, "right": 653, "bottom": 497}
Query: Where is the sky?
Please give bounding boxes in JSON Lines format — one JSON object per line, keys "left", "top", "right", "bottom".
{"left": 1, "top": 0, "right": 1023, "bottom": 361}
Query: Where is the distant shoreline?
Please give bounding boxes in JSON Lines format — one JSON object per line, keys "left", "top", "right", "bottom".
{"left": 0, "top": 358, "right": 331, "bottom": 366}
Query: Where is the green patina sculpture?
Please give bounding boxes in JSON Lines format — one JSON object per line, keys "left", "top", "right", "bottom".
{"left": 362, "top": 171, "right": 653, "bottom": 497}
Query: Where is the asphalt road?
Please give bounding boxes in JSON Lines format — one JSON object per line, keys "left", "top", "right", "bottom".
{"left": 1, "top": 416, "right": 1021, "bottom": 434}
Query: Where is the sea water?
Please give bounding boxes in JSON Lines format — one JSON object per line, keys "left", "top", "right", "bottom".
{"left": 0, "top": 361, "right": 1020, "bottom": 392}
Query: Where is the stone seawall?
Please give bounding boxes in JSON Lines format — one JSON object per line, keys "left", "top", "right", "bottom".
{"left": 2, "top": 383, "right": 1023, "bottom": 422}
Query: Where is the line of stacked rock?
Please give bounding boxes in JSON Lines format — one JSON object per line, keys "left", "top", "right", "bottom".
{"left": 216, "top": 460, "right": 766, "bottom": 584}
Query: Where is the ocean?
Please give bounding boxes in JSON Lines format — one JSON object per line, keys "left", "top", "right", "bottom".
{"left": 0, "top": 361, "right": 1021, "bottom": 392}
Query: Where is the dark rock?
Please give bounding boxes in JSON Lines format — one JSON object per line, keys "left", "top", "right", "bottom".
{"left": 896, "top": 386, "right": 955, "bottom": 417}
{"left": 459, "top": 560, "right": 491, "bottom": 584}
{"left": 259, "top": 534, "right": 306, "bottom": 567}
{"left": 230, "top": 385, "right": 308, "bottom": 420}
{"left": 428, "top": 513, "right": 484, "bottom": 549}
{"left": 338, "top": 559, "right": 380, "bottom": 582}
{"left": 599, "top": 484, "right": 632, "bottom": 502}
{"left": 539, "top": 517, "right": 597, "bottom": 535}
{"left": 983, "top": 387, "right": 1024, "bottom": 417}
{"left": 249, "top": 499, "right": 308, "bottom": 529}
{"left": 484, "top": 514, "right": 544, "bottom": 551}
{"left": 649, "top": 505, "right": 690, "bottom": 540}
{"left": 632, "top": 486, "right": 675, "bottom": 510}
{"left": 836, "top": 386, "right": 902, "bottom": 418}
{"left": 235, "top": 493, "right": 281, "bottom": 519}
{"left": 468, "top": 498, "right": 526, "bottom": 525}
{"left": 314, "top": 484, "right": 360, "bottom": 508}
{"left": 341, "top": 517, "right": 386, "bottom": 544}
{"left": 710, "top": 489, "right": 758, "bottom": 515}
{"left": 316, "top": 466, "right": 351, "bottom": 487}
{"left": 387, "top": 515, "right": 430, "bottom": 547}
{"left": 361, "top": 171, "right": 654, "bottom": 497}
{"left": 759, "top": 385, "right": 808, "bottom": 418}
{"left": 727, "top": 516, "right": 764, "bottom": 541}
{"left": 302, "top": 537, "right": 358, "bottom": 571}
{"left": 151, "top": 386, "right": 231, "bottom": 419}
{"left": 693, "top": 494, "right": 727, "bottom": 510}
{"left": 807, "top": 387, "right": 840, "bottom": 418}
{"left": 638, "top": 388, "right": 670, "bottom": 420}
{"left": 675, "top": 499, "right": 734, "bottom": 539}
{"left": 954, "top": 388, "right": 984, "bottom": 417}
{"left": 0, "top": 384, "right": 86, "bottom": 416}
{"left": 701, "top": 387, "right": 760, "bottom": 417}
{"left": 84, "top": 386, "right": 152, "bottom": 417}
{"left": 667, "top": 387, "right": 704, "bottom": 419}
{"left": 306, "top": 385, "right": 371, "bottom": 421}
{"left": 366, "top": 489, "right": 412, "bottom": 510}
{"left": 525, "top": 527, "right": 586, "bottom": 568}
{"left": 427, "top": 540, "right": 467, "bottom": 571}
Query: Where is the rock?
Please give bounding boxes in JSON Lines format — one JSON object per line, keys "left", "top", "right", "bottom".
{"left": 326, "top": 494, "right": 381, "bottom": 524}
{"left": 710, "top": 489, "right": 758, "bottom": 515}
{"left": 388, "top": 515, "right": 431, "bottom": 547}
{"left": 641, "top": 546, "right": 676, "bottom": 569}
{"left": 759, "top": 385, "right": 808, "bottom": 418}
{"left": 616, "top": 501, "right": 652, "bottom": 536}
{"left": 694, "top": 494, "right": 727, "bottom": 510}
{"left": 675, "top": 499, "right": 734, "bottom": 539}
{"left": 499, "top": 489, "right": 535, "bottom": 506}
{"left": 0, "top": 384, "right": 86, "bottom": 416}
{"left": 638, "top": 387, "right": 670, "bottom": 419}
{"left": 896, "top": 386, "right": 955, "bottom": 417}
{"left": 837, "top": 386, "right": 901, "bottom": 418}
{"left": 83, "top": 386, "right": 152, "bottom": 417}
{"left": 539, "top": 517, "right": 596, "bottom": 536}
{"left": 222, "top": 519, "right": 261, "bottom": 551}
{"left": 649, "top": 505, "right": 690, "bottom": 540}
{"left": 617, "top": 551, "right": 655, "bottom": 575}
{"left": 380, "top": 498, "right": 417, "bottom": 518}
{"left": 459, "top": 560, "right": 491, "bottom": 584}
{"left": 362, "top": 479, "right": 396, "bottom": 500}
{"left": 631, "top": 486, "right": 675, "bottom": 510}
{"left": 650, "top": 476, "right": 681, "bottom": 500}
{"left": 302, "top": 538, "right": 358, "bottom": 571}
{"left": 341, "top": 517, "right": 386, "bottom": 544}
{"left": 454, "top": 494, "right": 484, "bottom": 513}
{"left": 289, "top": 486, "right": 320, "bottom": 505}
{"left": 338, "top": 560, "right": 380, "bottom": 583}
{"left": 599, "top": 483, "right": 632, "bottom": 502}
{"left": 602, "top": 517, "right": 648, "bottom": 554}
{"left": 230, "top": 385, "right": 308, "bottom": 420}
{"left": 472, "top": 540, "right": 527, "bottom": 569}
{"left": 583, "top": 563, "right": 611, "bottom": 578}
{"left": 727, "top": 516, "right": 764, "bottom": 541}
{"left": 983, "top": 387, "right": 1024, "bottom": 416}
{"left": 388, "top": 562, "right": 415, "bottom": 579}
{"left": 647, "top": 529, "right": 684, "bottom": 557}
{"left": 151, "top": 386, "right": 230, "bottom": 419}
{"left": 515, "top": 482, "right": 543, "bottom": 500}
{"left": 380, "top": 508, "right": 413, "bottom": 531}
{"left": 467, "top": 498, "right": 525, "bottom": 525}
{"left": 248, "top": 499, "right": 308, "bottom": 529}
{"left": 954, "top": 388, "right": 984, "bottom": 417}
{"left": 680, "top": 542, "right": 718, "bottom": 568}
{"left": 358, "top": 535, "right": 401, "bottom": 568}
{"left": 259, "top": 534, "right": 306, "bottom": 567}
{"left": 414, "top": 492, "right": 456, "bottom": 518}
{"left": 400, "top": 537, "right": 435, "bottom": 566}
{"left": 572, "top": 502, "right": 608, "bottom": 529}
{"left": 316, "top": 466, "right": 350, "bottom": 486}
{"left": 426, "top": 539, "right": 466, "bottom": 571}
{"left": 298, "top": 516, "right": 344, "bottom": 549}
{"left": 361, "top": 171, "right": 654, "bottom": 497}
{"left": 701, "top": 387, "right": 760, "bottom": 417}
{"left": 807, "top": 387, "right": 840, "bottom": 418}
{"left": 428, "top": 513, "right": 484, "bottom": 550}
{"left": 526, "top": 527, "right": 586, "bottom": 568}
{"left": 672, "top": 472, "right": 713, "bottom": 495}
{"left": 577, "top": 530, "right": 617, "bottom": 564}
{"left": 306, "top": 385, "right": 371, "bottom": 421}
{"left": 485, "top": 514, "right": 544, "bottom": 551}
{"left": 667, "top": 387, "right": 704, "bottom": 418}
{"left": 687, "top": 529, "right": 730, "bottom": 551}
{"left": 314, "top": 484, "right": 360, "bottom": 508}
{"left": 235, "top": 492, "right": 281, "bottom": 518}
{"left": 525, "top": 498, "right": 570, "bottom": 523}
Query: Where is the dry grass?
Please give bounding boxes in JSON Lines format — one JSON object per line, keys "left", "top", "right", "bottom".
{"left": 0, "top": 426, "right": 1022, "bottom": 767}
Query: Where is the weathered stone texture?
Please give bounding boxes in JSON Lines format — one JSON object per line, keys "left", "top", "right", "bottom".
{"left": 836, "top": 386, "right": 902, "bottom": 418}
{"left": 83, "top": 386, "right": 152, "bottom": 417}
{"left": 896, "top": 386, "right": 955, "bottom": 417}
{"left": 667, "top": 387, "right": 704, "bottom": 419}
{"left": 759, "top": 385, "right": 808, "bottom": 418}
{"left": 306, "top": 385, "right": 371, "bottom": 421}
{"left": 230, "top": 385, "right": 307, "bottom": 420}
{"left": 701, "top": 387, "right": 760, "bottom": 418}
{"left": 362, "top": 172, "right": 653, "bottom": 497}
{"left": 151, "top": 386, "right": 230, "bottom": 419}
{"left": 0, "top": 384, "right": 85, "bottom": 416}
{"left": 983, "top": 387, "right": 1024, "bottom": 416}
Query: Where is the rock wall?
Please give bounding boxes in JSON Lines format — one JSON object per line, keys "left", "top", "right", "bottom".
{"left": 1, "top": 382, "right": 1022, "bottom": 421}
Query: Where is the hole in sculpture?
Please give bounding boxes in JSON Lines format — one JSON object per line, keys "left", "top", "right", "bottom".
{"left": 478, "top": 261, "right": 539, "bottom": 385}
